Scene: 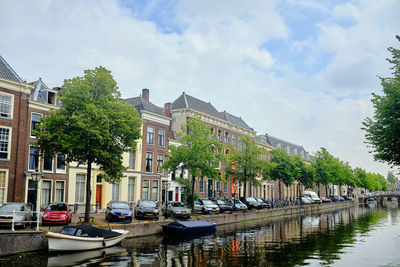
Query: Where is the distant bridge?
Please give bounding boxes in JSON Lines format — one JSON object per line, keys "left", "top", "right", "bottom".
{"left": 357, "top": 193, "right": 400, "bottom": 204}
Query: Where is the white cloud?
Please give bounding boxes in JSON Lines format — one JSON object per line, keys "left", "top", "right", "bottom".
{"left": 0, "top": 0, "right": 398, "bottom": 176}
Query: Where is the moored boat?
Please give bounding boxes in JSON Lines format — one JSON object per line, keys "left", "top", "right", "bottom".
{"left": 162, "top": 220, "right": 216, "bottom": 235}
{"left": 45, "top": 225, "right": 129, "bottom": 252}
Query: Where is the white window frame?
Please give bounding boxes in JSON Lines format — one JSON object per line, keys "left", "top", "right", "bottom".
{"left": 30, "top": 112, "right": 42, "bottom": 138}
{"left": 56, "top": 153, "right": 66, "bottom": 173}
{"left": 28, "top": 145, "right": 40, "bottom": 171}
{"left": 75, "top": 174, "right": 86, "bottom": 203}
{"left": 0, "top": 92, "right": 14, "bottom": 119}
{"left": 151, "top": 180, "right": 158, "bottom": 201}
{"left": 142, "top": 180, "right": 150, "bottom": 200}
{"left": 147, "top": 125, "right": 154, "bottom": 145}
{"left": 157, "top": 154, "right": 163, "bottom": 173}
{"left": 146, "top": 152, "right": 153, "bottom": 173}
{"left": 0, "top": 126, "right": 11, "bottom": 160}
{"left": 112, "top": 183, "right": 120, "bottom": 201}
{"left": 0, "top": 169, "right": 9, "bottom": 206}
{"left": 43, "top": 154, "right": 53, "bottom": 173}
{"left": 55, "top": 180, "right": 65, "bottom": 202}
{"left": 158, "top": 128, "right": 165, "bottom": 147}
{"left": 128, "top": 177, "right": 135, "bottom": 202}
{"left": 41, "top": 179, "right": 52, "bottom": 206}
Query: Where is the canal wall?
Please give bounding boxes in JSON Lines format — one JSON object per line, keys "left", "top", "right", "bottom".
{"left": 0, "top": 201, "right": 353, "bottom": 256}
{"left": 0, "top": 231, "right": 47, "bottom": 256}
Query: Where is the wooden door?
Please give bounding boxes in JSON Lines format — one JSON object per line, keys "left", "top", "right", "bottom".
{"left": 96, "top": 185, "right": 102, "bottom": 209}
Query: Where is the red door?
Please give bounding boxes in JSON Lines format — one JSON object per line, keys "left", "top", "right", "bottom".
{"left": 96, "top": 185, "right": 102, "bottom": 209}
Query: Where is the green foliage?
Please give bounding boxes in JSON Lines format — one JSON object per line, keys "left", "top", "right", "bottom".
{"left": 292, "top": 155, "right": 315, "bottom": 189}
{"left": 225, "top": 136, "right": 265, "bottom": 196}
{"left": 36, "top": 67, "right": 142, "bottom": 221}
{"left": 162, "top": 117, "right": 224, "bottom": 208}
{"left": 387, "top": 171, "right": 396, "bottom": 184}
{"left": 174, "top": 177, "right": 198, "bottom": 206}
{"left": 270, "top": 148, "right": 295, "bottom": 199}
{"left": 313, "top": 148, "right": 338, "bottom": 187}
{"left": 362, "top": 36, "right": 400, "bottom": 170}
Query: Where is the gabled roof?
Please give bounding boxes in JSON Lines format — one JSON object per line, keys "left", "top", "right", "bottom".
{"left": 0, "top": 55, "right": 23, "bottom": 83}
{"left": 124, "top": 96, "right": 165, "bottom": 117}
{"left": 29, "top": 78, "right": 49, "bottom": 103}
{"left": 221, "top": 111, "right": 252, "bottom": 130}
{"left": 171, "top": 92, "right": 225, "bottom": 119}
{"left": 265, "top": 134, "right": 311, "bottom": 159}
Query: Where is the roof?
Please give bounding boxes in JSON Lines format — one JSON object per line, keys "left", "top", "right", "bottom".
{"left": 0, "top": 55, "right": 23, "bottom": 82}
{"left": 124, "top": 96, "right": 165, "bottom": 116}
{"left": 29, "top": 78, "right": 49, "bottom": 103}
{"left": 171, "top": 92, "right": 225, "bottom": 119}
{"left": 222, "top": 111, "right": 252, "bottom": 130}
{"left": 265, "top": 134, "right": 311, "bottom": 159}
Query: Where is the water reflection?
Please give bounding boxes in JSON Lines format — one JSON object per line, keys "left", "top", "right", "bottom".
{"left": 3, "top": 201, "right": 399, "bottom": 266}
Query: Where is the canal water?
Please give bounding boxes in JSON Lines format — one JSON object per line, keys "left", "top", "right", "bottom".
{"left": 2, "top": 201, "right": 400, "bottom": 266}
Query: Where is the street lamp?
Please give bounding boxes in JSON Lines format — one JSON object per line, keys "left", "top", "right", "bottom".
{"left": 163, "top": 181, "right": 171, "bottom": 210}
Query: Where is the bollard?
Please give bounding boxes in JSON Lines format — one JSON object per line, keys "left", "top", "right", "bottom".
{"left": 36, "top": 212, "right": 40, "bottom": 231}
{"left": 11, "top": 210, "right": 15, "bottom": 231}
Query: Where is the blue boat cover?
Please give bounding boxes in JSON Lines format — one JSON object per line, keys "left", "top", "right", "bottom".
{"left": 175, "top": 221, "right": 215, "bottom": 228}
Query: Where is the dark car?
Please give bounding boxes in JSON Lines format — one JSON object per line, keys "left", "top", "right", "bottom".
{"left": 330, "top": 196, "right": 340, "bottom": 202}
{"left": 42, "top": 202, "right": 72, "bottom": 226}
{"left": 226, "top": 199, "right": 248, "bottom": 212}
{"left": 256, "top": 198, "right": 271, "bottom": 209}
{"left": 134, "top": 200, "right": 159, "bottom": 220}
{"left": 213, "top": 199, "right": 233, "bottom": 213}
{"left": 240, "top": 197, "right": 261, "bottom": 209}
{"left": 163, "top": 201, "right": 191, "bottom": 219}
{"left": 0, "top": 203, "right": 33, "bottom": 228}
{"left": 105, "top": 201, "right": 133, "bottom": 222}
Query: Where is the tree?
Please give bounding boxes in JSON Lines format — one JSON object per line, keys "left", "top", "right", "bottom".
{"left": 292, "top": 155, "right": 315, "bottom": 197}
{"left": 225, "top": 135, "right": 264, "bottom": 197}
{"left": 362, "top": 36, "right": 400, "bottom": 171}
{"left": 313, "top": 148, "right": 338, "bottom": 197}
{"left": 387, "top": 170, "right": 396, "bottom": 184}
{"left": 162, "top": 117, "right": 223, "bottom": 210}
{"left": 270, "top": 148, "right": 295, "bottom": 199}
{"left": 36, "top": 67, "right": 142, "bottom": 222}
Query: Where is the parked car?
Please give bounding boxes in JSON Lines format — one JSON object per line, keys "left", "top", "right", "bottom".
{"left": 320, "top": 197, "right": 332, "bottom": 203}
{"left": 330, "top": 196, "right": 340, "bottom": 202}
{"left": 105, "top": 201, "right": 133, "bottom": 222}
{"left": 194, "top": 199, "right": 219, "bottom": 214}
{"left": 0, "top": 203, "right": 33, "bottom": 228}
{"left": 226, "top": 199, "right": 248, "bottom": 212}
{"left": 300, "top": 196, "right": 313, "bottom": 205}
{"left": 240, "top": 197, "right": 261, "bottom": 209}
{"left": 256, "top": 198, "right": 271, "bottom": 209}
{"left": 338, "top": 196, "right": 345, "bottom": 201}
{"left": 42, "top": 202, "right": 72, "bottom": 226}
{"left": 213, "top": 199, "right": 233, "bottom": 213}
{"left": 163, "top": 201, "right": 191, "bottom": 219}
{"left": 134, "top": 200, "right": 159, "bottom": 220}
{"left": 302, "top": 191, "right": 322, "bottom": 204}
{"left": 343, "top": 195, "right": 354, "bottom": 201}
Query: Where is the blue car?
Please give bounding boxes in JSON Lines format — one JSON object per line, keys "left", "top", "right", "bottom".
{"left": 105, "top": 201, "right": 133, "bottom": 222}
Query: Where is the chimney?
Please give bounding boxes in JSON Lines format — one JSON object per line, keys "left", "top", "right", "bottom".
{"left": 142, "top": 88, "right": 149, "bottom": 101}
{"left": 164, "top": 102, "right": 172, "bottom": 117}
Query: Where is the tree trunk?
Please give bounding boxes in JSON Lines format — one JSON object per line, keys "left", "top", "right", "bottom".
{"left": 190, "top": 174, "right": 196, "bottom": 210}
{"left": 278, "top": 179, "right": 282, "bottom": 200}
{"left": 244, "top": 182, "right": 247, "bottom": 198}
{"left": 317, "top": 182, "right": 320, "bottom": 197}
{"left": 85, "top": 160, "right": 92, "bottom": 223}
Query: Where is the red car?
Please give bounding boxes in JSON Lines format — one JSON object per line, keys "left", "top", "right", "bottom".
{"left": 42, "top": 203, "right": 72, "bottom": 225}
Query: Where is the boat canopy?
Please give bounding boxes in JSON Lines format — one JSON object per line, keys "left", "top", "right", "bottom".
{"left": 169, "top": 221, "right": 214, "bottom": 228}
{"left": 60, "top": 225, "right": 121, "bottom": 238}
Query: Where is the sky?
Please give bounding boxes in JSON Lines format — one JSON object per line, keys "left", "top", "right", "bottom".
{"left": 1, "top": 0, "right": 399, "bottom": 176}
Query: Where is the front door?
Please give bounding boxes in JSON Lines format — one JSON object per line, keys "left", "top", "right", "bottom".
{"left": 96, "top": 185, "right": 102, "bottom": 209}
{"left": 208, "top": 179, "right": 214, "bottom": 198}
{"left": 27, "top": 180, "right": 37, "bottom": 211}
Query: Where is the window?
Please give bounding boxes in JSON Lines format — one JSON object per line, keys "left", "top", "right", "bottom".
{"left": 224, "top": 132, "right": 229, "bottom": 143}
{"left": 55, "top": 181, "right": 64, "bottom": 202}
{"left": 75, "top": 174, "right": 85, "bottom": 203}
{"left": 142, "top": 180, "right": 149, "bottom": 200}
{"left": 217, "top": 130, "right": 222, "bottom": 141}
{"left": 146, "top": 152, "right": 153, "bottom": 172}
{"left": 43, "top": 155, "right": 53, "bottom": 172}
{"left": 199, "top": 177, "right": 204, "bottom": 193}
{"left": 0, "top": 93, "right": 13, "bottom": 118}
{"left": 128, "top": 177, "right": 135, "bottom": 202}
{"left": 96, "top": 175, "right": 102, "bottom": 183}
{"left": 158, "top": 129, "right": 165, "bottom": 147}
{"left": 0, "top": 127, "right": 10, "bottom": 159}
{"left": 210, "top": 128, "right": 214, "bottom": 135}
{"left": 152, "top": 180, "right": 158, "bottom": 201}
{"left": 41, "top": 180, "right": 51, "bottom": 206}
{"left": 224, "top": 182, "right": 228, "bottom": 193}
{"left": 157, "top": 154, "right": 163, "bottom": 173}
{"left": 56, "top": 153, "right": 66, "bottom": 172}
{"left": 216, "top": 181, "right": 221, "bottom": 192}
{"left": 30, "top": 113, "right": 42, "bottom": 137}
{"left": 147, "top": 126, "right": 154, "bottom": 145}
{"left": 0, "top": 171, "right": 7, "bottom": 206}
{"left": 231, "top": 134, "right": 236, "bottom": 147}
{"left": 112, "top": 183, "right": 120, "bottom": 201}
{"left": 238, "top": 138, "right": 241, "bottom": 151}
{"left": 29, "top": 146, "right": 39, "bottom": 171}
{"left": 129, "top": 151, "right": 136, "bottom": 169}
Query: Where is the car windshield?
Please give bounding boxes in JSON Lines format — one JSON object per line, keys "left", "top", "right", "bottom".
{"left": 217, "top": 200, "right": 227, "bottom": 204}
{"left": 202, "top": 200, "right": 214, "bottom": 205}
{"left": 0, "top": 204, "right": 24, "bottom": 211}
{"left": 234, "top": 199, "right": 244, "bottom": 204}
{"left": 47, "top": 203, "right": 67, "bottom": 211}
{"left": 139, "top": 201, "right": 156, "bottom": 208}
{"left": 111, "top": 202, "right": 130, "bottom": 209}
{"left": 246, "top": 197, "right": 257, "bottom": 202}
{"left": 171, "top": 202, "right": 184, "bottom": 207}
{"left": 311, "top": 196, "right": 319, "bottom": 199}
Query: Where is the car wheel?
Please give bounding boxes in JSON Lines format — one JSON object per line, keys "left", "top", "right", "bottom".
{"left": 202, "top": 208, "right": 206, "bottom": 214}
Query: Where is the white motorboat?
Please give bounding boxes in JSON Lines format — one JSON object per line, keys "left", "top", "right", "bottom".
{"left": 45, "top": 225, "right": 129, "bottom": 252}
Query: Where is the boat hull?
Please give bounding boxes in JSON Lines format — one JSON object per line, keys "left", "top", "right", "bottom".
{"left": 162, "top": 221, "right": 216, "bottom": 235}
{"left": 46, "top": 229, "right": 129, "bottom": 251}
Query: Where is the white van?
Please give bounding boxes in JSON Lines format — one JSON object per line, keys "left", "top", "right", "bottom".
{"left": 302, "top": 191, "right": 322, "bottom": 204}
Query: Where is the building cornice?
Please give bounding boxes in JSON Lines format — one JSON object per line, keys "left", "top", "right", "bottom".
{"left": 0, "top": 78, "right": 33, "bottom": 94}
{"left": 142, "top": 110, "right": 171, "bottom": 125}
{"left": 28, "top": 100, "right": 60, "bottom": 111}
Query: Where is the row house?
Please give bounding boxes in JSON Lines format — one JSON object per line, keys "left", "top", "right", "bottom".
{"left": 169, "top": 92, "right": 257, "bottom": 199}
{"left": 0, "top": 55, "right": 68, "bottom": 212}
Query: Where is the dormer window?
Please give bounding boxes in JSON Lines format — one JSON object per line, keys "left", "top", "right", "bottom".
{"left": 47, "top": 91, "right": 56, "bottom": 105}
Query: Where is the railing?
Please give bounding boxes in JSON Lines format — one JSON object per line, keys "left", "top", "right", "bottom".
{"left": 10, "top": 210, "right": 42, "bottom": 232}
